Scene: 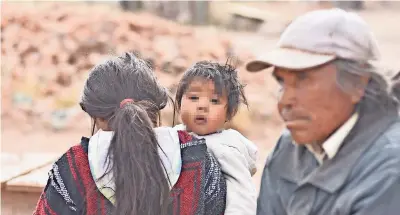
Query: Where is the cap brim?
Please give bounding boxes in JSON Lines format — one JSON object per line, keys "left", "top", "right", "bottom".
{"left": 246, "top": 48, "right": 336, "bottom": 72}
{"left": 392, "top": 70, "right": 400, "bottom": 81}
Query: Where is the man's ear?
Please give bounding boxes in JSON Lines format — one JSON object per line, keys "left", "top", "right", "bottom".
{"left": 350, "top": 75, "right": 370, "bottom": 104}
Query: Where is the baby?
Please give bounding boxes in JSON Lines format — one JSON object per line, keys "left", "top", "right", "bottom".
{"left": 174, "top": 61, "right": 258, "bottom": 214}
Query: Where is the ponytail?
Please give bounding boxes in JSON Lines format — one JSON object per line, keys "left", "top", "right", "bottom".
{"left": 108, "top": 100, "right": 170, "bottom": 215}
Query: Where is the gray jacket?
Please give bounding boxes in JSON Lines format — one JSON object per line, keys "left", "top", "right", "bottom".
{"left": 257, "top": 103, "right": 400, "bottom": 215}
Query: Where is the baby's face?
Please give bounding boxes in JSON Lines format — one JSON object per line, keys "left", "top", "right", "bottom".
{"left": 180, "top": 79, "right": 228, "bottom": 136}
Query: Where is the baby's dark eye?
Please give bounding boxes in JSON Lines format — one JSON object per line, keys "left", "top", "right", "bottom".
{"left": 211, "top": 98, "right": 220, "bottom": 104}
{"left": 189, "top": 96, "right": 199, "bottom": 101}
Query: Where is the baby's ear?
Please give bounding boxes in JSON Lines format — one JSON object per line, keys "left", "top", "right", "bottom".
{"left": 223, "top": 118, "right": 231, "bottom": 130}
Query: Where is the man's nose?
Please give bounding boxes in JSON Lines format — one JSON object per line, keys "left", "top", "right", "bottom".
{"left": 197, "top": 98, "right": 209, "bottom": 112}
{"left": 277, "top": 86, "right": 296, "bottom": 110}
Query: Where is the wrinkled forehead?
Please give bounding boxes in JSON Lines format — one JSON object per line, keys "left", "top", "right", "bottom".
{"left": 272, "top": 62, "right": 335, "bottom": 78}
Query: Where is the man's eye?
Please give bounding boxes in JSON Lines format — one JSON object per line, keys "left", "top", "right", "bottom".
{"left": 297, "top": 73, "right": 308, "bottom": 81}
{"left": 275, "top": 76, "right": 284, "bottom": 85}
{"left": 211, "top": 98, "right": 219, "bottom": 104}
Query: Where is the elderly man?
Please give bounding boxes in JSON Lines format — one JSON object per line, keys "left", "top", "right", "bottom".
{"left": 246, "top": 8, "right": 400, "bottom": 215}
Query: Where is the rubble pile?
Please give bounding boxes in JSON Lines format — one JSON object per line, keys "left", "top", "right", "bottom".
{"left": 1, "top": 3, "right": 258, "bottom": 131}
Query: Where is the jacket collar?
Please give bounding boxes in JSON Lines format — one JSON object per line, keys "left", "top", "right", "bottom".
{"left": 271, "top": 102, "right": 399, "bottom": 193}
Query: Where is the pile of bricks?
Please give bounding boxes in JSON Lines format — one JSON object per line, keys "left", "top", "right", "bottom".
{"left": 1, "top": 3, "right": 254, "bottom": 131}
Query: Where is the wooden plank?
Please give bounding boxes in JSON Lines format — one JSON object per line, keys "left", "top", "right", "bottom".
{"left": 229, "top": 4, "right": 277, "bottom": 22}
{"left": 5, "top": 163, "right": 52, "bottom": 193}
{"left": 1, "top": 153, "right": 58, "bottom": 186}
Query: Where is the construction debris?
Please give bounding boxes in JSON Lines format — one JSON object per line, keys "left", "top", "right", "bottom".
{"left": 1, "top": 3, "right": 254, "bottom": 131}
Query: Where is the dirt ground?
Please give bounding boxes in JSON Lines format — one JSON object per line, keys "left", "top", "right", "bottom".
{"left": 2, "top": 2, "right": 400, "bottom": 214}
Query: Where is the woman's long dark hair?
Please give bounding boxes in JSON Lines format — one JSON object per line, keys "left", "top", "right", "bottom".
{"left": 80, "top": 52, "right": 170, "bottom": 215}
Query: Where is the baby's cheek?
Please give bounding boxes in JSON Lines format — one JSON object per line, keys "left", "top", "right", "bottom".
{"left": 209, "top": 115, "right": 226, "bottom": 128}
{"left": 213, "top": 108, "right": 227, "bottom": 122}
{"left": 180, "top": 111, "right": 191, "bottom": 124}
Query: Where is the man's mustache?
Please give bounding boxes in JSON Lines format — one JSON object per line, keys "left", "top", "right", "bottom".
{"left": 280, "top": 109, "right": 311, "bottom": 122}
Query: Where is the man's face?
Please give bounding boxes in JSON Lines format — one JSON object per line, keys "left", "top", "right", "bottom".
{"left": 273, "top": 63, "right": 358, "bottom": 144}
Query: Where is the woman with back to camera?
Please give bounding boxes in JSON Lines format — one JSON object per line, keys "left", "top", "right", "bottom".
{"left": 33, "top": 52, "right": 227, "bottom": 215}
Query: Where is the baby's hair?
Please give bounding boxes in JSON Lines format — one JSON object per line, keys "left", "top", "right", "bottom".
{"left": 175, "top": 58, "right": 248, "bottom": 120}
